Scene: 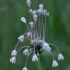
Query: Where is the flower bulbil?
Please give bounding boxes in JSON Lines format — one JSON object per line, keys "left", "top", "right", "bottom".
{"left": 10, "top": 0, "right": 64, "bottom": 70}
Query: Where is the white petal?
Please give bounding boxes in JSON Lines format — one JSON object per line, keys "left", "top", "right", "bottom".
{"left": 10, "top": 57, "right": 16, "bottom": 64}
{"left": 32, "top": 54, "right": 38, "bottom": 62}
{"left": 23, "top": 67, "right": 28, "bottom": 70}
{"left": 27, "top": 32, "right": 32, "bottom": 37}
{"left": 32, "top": 10, "right": 37, "bottom": 15}
{"left": 42, "top": 42, "right": 51, "bottom": 52}
{"left": 58, "top": 53, "right": 64, "bottom": 60}
{"left": 46, "top": 46, "right": 51, "bottom": 52}
{"left": 52, "top": 60, "right": 58, "bottom": 67}
{"left": 39, "top": 4, "right": 43, "bottom": 9}
{"left": 33, "top": 15, "right": 38, "bottom": 22}
{"left": 18, "top": 35, "right": 24, "bottom": 42}
{"left": 37, "top": 9, "right": 42, "bottom": 15}
{"left": 29, "top": 9, "right": 33, "bottom": 15}
{"left": 11, "top": 50, "right": 17, "bottom": 56}
{"left": 21, "top": 17, "right": 26, "bottom": 23}
{"left": 43, "top": 42, "right": 49, "bottom": 47}
{"left": 42, "top": 9, "right": 47, "bottom": 15}
{"left": 29, "top": 21, "right": 34, "bottom": 29}
{"left": 26, "top": 0, "right": 31, "bottom": 8}
{"left": 23, "top": 49, "right": 29, "bottom": 56}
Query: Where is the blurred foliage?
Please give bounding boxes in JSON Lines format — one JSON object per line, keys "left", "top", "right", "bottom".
{"left": 0, "top": 0, "right": 70, "bottom": 70}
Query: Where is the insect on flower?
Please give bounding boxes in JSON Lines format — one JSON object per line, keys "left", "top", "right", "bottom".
{"left": 10, "top": 0, "right": 64, "bottom": 70}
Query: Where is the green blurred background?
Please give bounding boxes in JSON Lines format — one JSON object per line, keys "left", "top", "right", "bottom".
{"left": 0, "top": 0, "right": 70, "bottom": 70}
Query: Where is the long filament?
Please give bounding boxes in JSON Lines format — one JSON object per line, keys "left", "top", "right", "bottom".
{"left": 17, "top": 46, "right": 29, "bottom": 52}
{"left": 49, "top": 43, "right": 60, "bottom": 53}
{"left": 49, "top": 51, "right": 54, "bottom": 60}
{"left": 25, "top": 51, "right": 32, "bottom": 67}
{"left": 26, "top": 23, "right": 30, "bottom": 32}
{"left": 15, "top": 41, "right": 20, "bottom": 49}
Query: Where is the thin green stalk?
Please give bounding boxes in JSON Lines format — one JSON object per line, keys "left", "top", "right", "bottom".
{"left": 38, "top": 56, "right": 42, "bottom": 70}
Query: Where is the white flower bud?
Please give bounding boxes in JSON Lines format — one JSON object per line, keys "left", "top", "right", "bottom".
{"left": 23, "top": 67, "right": 28, "bottom": 70}
{"left": 52, "top": 60, "right": 58, "bottom": 67}
{"left": 18, "top": 35, "right": 24, "bottom": 42}
{"left": 29, "top": 9, "right": 33, "bottom": 15}
{"left": 32, "top": 54, "right": 38, "bottom": 62}
{"left": 58, "top": 53, "right": 64, "bottom": 60}
{"left": 23, "top": 49, "right": 29, "bottom": 56}
{"left": 10, "top": 57, "right": 16, "bottom": 64}
{"left": 29, "top": 21, "right": 34, "bottom": 29}
{"left": 21, "top": 17, "right": 26, "bottom": 23}
{"left": 27, "top": 32, "right": 32, "bottom": 37}
{"left": 39, "top": 4, "right": 43, "bottom": 9}
{"left": 42, "top": 42, "right": 51, "bottom": 52}
{"left": 33, "top": 15, "right": 38, "bottom": 22}
{"left": 11, "top": 50, "right": 17, "bottom": 56}
{"left": 26, "top": 0, "right": 31, "bottom": 8}
{"left": 32, "top": 10, "right": 37, "bottom": 15}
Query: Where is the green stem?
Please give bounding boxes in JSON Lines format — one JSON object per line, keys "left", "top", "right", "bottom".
{"left": 38, "top": 56, "right": 42, "bottom": 70}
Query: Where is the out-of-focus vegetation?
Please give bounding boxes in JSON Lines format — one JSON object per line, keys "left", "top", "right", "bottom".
{"left": 0, "top": 0, "right": 70, "bottom": 70}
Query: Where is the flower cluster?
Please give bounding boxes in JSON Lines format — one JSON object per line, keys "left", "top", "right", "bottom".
{"left": 10, "top": 0, "right": 64, "bottom": 70}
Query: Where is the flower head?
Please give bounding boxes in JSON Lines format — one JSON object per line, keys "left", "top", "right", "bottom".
{"left": 58, "top": 53, "right": 64, "bottom": 60}
{"left": 10, "top": 56, "right": 16, "bottom": 64}
{"left": 10, "top": 0, "right": 64, "bottom": 70}
{"left": 52, "top": 60, "right": 58, "bottom": 67}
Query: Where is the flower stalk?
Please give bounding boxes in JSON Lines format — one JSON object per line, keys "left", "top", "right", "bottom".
{"left": 38, "top": 56, "right": 42, "bottom": 70}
